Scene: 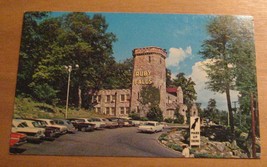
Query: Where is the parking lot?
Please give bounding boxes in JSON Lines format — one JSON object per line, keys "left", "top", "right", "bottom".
{"left": 14, "top": 127, "right": 182, "bottom": 157}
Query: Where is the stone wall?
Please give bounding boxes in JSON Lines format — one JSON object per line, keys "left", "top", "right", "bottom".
{"left": 92, "top": 89, "right": 130, "bottom": 117}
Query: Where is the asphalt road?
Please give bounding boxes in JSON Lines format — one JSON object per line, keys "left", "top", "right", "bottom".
{"left": 19, "top": 127, "right": 182, "bottom": 157}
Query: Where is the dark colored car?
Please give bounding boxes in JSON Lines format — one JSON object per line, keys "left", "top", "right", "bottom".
{"left": 67, "top": 118, "right": 95, "bottom": 132}
{"left": 53, "top": 119, "right": 77, "bottom": 133}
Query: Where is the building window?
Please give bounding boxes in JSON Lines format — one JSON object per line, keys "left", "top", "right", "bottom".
{"left": 126, "top": 94, "right": 130, "bottom": 101}
{"left": 95, "top": 107, "right": 101, "bottom": 113}
{"left": 160, "top": 57, "right": 162, "bottom": 64}
{"left": 126, "top": 107, "right": 130, "bottom": 114}
{"left": 112, "top": 95, "right": 116, "bottom": 102}
{"left": 120, "top": 94, "right": 125, "bottom": 102}
{"left": 105, "top": 107, "right": 109, "bottom": 115}
{"left": 149, "top": 56, "right": 151, "bottom": 63}
{"left": 97, "top": 95, "right": 101, "bottom": 102}
{"left": 111, "top": 107, "right": 115, "bottom": 115}
{"left": 106, "top": 95, "right": 110, "bottom": 102}
{"left": 120, "top": 107, "right": 124, "bottom": 115}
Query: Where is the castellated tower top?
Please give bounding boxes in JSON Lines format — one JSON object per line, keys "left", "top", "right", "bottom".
{"left": 132, "top": 46, "right": 167, "bottom": 58}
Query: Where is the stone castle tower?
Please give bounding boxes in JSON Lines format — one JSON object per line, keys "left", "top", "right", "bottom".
{"left": 130, "top": 46, "right": 167, "bottom": 116}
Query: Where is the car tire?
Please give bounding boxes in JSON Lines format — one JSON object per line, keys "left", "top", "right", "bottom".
{"left": 81, "top": 127, "right": 86, "bottom": 132}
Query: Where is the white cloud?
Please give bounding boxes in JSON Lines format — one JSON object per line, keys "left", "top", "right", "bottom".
{"left": 188, "top": 59, "right": 239, "bottom": 111}
{"left": 166, "top": 46, "right": 192, "bottom": 68}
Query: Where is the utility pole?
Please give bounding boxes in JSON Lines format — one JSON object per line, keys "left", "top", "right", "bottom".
{"left": 64, "top": 64, "right": 79, "bottom": 119}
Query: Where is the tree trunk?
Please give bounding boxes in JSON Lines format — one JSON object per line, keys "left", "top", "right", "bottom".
{"left": 78, "top": 86, "right": 82, "bottom": 110}
{"left": 226, "top": 87, "right": 235, "bottom": 141}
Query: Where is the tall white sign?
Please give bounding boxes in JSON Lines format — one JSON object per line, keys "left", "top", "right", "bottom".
{"left": 190, "top": 116, "right": 200, "bottom": 147}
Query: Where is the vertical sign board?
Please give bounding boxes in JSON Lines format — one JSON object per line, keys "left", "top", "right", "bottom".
{"left": 190, "top": 116, "right": 200, "bottom": 147}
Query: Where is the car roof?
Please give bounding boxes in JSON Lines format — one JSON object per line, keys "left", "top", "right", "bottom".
{"left": 12, "top": 119, "right": 26, "bottom": 126}
{"left": 146, "top": 121, "right": 159, "bottom": 124}
{"left": 36, "top": 118, "right": 53, "bottom": 121}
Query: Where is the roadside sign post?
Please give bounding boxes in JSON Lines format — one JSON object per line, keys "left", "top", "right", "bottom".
{"left": 190, "top": 116, "right": 200, "bottom": 147}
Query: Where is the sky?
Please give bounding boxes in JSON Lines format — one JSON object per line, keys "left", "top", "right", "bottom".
{"left": 50, "top": 12, "right": 241, "bottom": 110}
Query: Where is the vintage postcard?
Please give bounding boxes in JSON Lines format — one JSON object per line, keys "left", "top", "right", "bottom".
{"left": 10, "top": 12, "right": 260, "bottom": 158}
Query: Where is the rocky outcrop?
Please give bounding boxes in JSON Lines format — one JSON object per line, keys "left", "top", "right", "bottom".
{"left": 159, "top": 129, "right": 248, "bottom": 158}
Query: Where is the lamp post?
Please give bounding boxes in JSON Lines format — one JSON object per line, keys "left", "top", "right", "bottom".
{"left": 64, "top": 64, "right": 79, "bottom": 119}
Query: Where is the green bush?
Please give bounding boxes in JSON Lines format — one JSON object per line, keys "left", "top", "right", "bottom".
{"left": 129, "top": 112, "right": 141, "bottom": 120}
{"left": 158, "top": 133, "right": 168, "bottom": 141}
{"left": 140, "top": 117, "right": 148, "bottom": 121}
{"left": 164, "top": 118, "right": 173, "bottom": 123}
{"left": 167, "top": 143, "right": 183, "bottom": 152}
{"left": 194, "top": 153, "right": 224, "bottom": 158}
{"left": 147, "top": 106, "right": 163, "bottom": 122}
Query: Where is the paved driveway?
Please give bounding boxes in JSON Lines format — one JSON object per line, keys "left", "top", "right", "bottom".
{"left": 20, "top": 127, "right": 182, "bottom": 157}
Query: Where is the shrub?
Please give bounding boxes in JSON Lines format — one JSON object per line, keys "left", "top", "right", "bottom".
{"left": 164, "top": 118, "right": 173, "bottom": 123}
{"left": 158, "top": 133, "right": 168, "bottom": 141}
{"left": 147, "top": 106, "right": 163, "bottom": 122}
{"left": 129, "top": 112, "right": 141, "bottom": 120}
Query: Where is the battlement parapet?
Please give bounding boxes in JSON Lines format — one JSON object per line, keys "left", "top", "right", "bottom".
{"left": 133, "top": 46, "right": 167, "bottom": 58}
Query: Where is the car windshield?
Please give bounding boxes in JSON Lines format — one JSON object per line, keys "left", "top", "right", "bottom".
{"left": 32, "top": 122, "right": 40, "bottom": 127}
{"left": 39, "top": 121, "right": 47, "bottom": 126}
{"left": 18, "top": 122, "right": 28, "bottom": 127}
{"left": 66, "top": 120, "right": 71, "bottom": 124}
{"left": 56, "top": 120, "right": 64, "bottom": 125}
{"left": 50, "top": 121, "right": 55, "bottom": 125}
{"left": 145, "top": 123, "right": 155, "bottom": 126}
{"left": 92, "top": 118, "right": 100, "bottom": 122}
{"left": 102, "top": 119, "right": 108, "bottom": 121}
{"left": 76, "top": 119, "right": 85, "bottom": 123}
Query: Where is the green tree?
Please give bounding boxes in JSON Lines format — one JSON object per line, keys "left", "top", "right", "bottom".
{"left": 147, "top": 106, "right": 163, "bottom": 122}
{"left": 139, "top": 85, "right": 160, "bottom": 107}
{"left": 16, "top": 12, "right": 49, "bottom": 95}
{"left": 172, "top": 73, "right": 197, "bottom": 105}
{"left": 199, "top": 16, "right": 256, "bottom": 141}
{"left": 31, "top": 83, "right": 58, "bottom": 105}
{"left": 107, "top": 58, "right": 133, "bottom": 89}
{"left": 166, "top": 68, "right": 173, "bottom": 87}
{"left": 30, "top": 12, "right": 117, "bottom": 109}
{"left": 202, "top": 98, "right": 221, "bottom": 124}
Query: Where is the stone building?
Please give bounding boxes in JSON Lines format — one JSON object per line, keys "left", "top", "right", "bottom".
{"left": 92, "top": 46, "right": 184, "bottom": 119}
{"left": 130, "top": 47, "right": 167, "bottom": 117}
{"left": 92, "top": 89, "right": 131, "bottom": 117}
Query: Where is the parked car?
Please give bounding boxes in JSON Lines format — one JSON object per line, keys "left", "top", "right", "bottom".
{"left": 12, "top": 119, "right": 45, "bottom": 142}
{"left": 36, "top": 119, "right": 68, "bottom": 134}
{"left": 67, "top": 118, "right": 95, "bottom": 132}
{"left": 137, "top": 121, "right": 163, "bottom": 133}
{"left": 108, "top": 117, "right": 131, "bottom": 127}
{"left": 9, "top": 132, "right": 27, "bottom": 147}
{"left": 129, "top": 119, "right": 141, "bottom": 126}
{"left": 91, "top": 117, "right": 118, "bottom": 128}
{"left": 18, "top": 119, "right": 58, "bottom": 139}
{"left": 53, "top": 119, "right": 76, "bottom": 133}
{"left": 31, "top": 119, "right": 61, "bottom": 138}
{"left": 77, "top": 118, "right": 106, "bottom": 129}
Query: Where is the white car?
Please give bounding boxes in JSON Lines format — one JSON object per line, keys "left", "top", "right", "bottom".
{"left": 137, "top": 121, "right": 163, "bottom": 133}
{"left": 12, "top": 119, "right": 45, "bottom": 141}
{"left": 36, "top": 119, "right": 68, "bottom": 134}
{"left": 78, "top": 118, "right": 106, "bottom": 129}
{"left": 91, "top": 118, "right": 118, "bottom": 128}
